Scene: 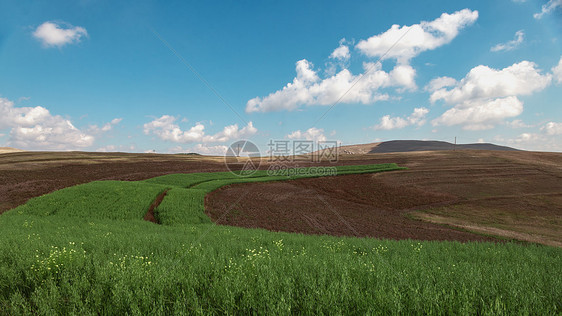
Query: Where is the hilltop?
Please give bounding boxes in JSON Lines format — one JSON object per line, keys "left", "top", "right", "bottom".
{"left": 339, "top": 140, "right": 519, "bottom": 154}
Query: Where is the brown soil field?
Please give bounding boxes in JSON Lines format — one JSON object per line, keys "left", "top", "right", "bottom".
{"left": 205, "top": 173, "right": 495, "bottom": 242}
{"left": 0, "top": 151, "right": 226, "bottom": 213}
{"left": 207, "top": 150, "right": 562, "bottom": 246}
{"left": 2, "top": 149, "right": 561, "bottom": 246}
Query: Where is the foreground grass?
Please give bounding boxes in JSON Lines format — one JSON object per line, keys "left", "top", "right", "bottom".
{"left": 1, "top": 164, "right": 561, "bottom": 314}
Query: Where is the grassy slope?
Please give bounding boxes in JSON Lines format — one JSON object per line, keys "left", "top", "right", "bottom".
{"left": 1, "top": 164, "right": 561, "bottom": 315}
{"left": 9, "top": 181, "right": 168, "bottom": 221}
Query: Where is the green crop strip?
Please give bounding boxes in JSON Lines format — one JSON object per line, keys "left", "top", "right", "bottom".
{"left": 1, "top": 163, "right": 560, "bottom": 315}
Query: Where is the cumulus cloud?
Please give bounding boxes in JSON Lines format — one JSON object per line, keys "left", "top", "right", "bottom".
{"left": 372, "top": 107, "right": 429, "bottom": 130}
{"left": 330, "top": 42, "right": 350, "bottom": 61}
{"left": 553, "top": 57, "right": 562, "bottom": 84}
{"left": 246, "top": 10, "right": 479, "bottom": 113}
{"left": 103, "top": 118, "right": 122, "bottom": 131}
{"left": 512, "top": 132, "right": 542, "bottom": 144}
{"left": 541, "top": 122, "right": 562, "bottom": 135}
{"left": 33, "top": 21, "right": 88, "bottom": 48}
{"left": 143, "top": 115, "right": 257, "bottom": 143}
{"left": 432, "top": 96, "right": 524, "bottom": 130}
{"left": 201, "top": 121, "right": 257, "bottom": 143}
{"left": 534, "top": 0, "right": 562, "bottom": 19}
{"left": 430, "top": 61, "right": 552, "bottom": 104}
{"left": 506, "top": 119, "right": 531, "bottom": 128}
{"left": 0, "top": 97, "right": 94, "bottom": 150}
{"left": 430, "top": 60, "right": 552, "bottom": 130}
{"left": 491, "top": 30, "right": 524, "bottom": 52}
{"left": 356, "top": 9, "right": 478, "bottom": 64}
{"left": 170, "top": 144, "right": 228, "bottom": 155}
{"left": 424, "top": 76, "right": 457, "bottom": 92}
{"left": 246, "top": 60, "right": 415, "bottom": 113}
{"left": 96, "top": 145, "right": 116, "bottom": 152}
{"left": 496, "top": 131, "right": 562, "bottom": 152}
{"left": 287, "top": 127, "right": 327, "bottom": 142}
{"left": 143, "top": 115, "right": 205, "bottom": 143}
{"left": 89, "top": 118, "right": 122, "bottom": 133}
{"left": 96, "top": 144, "right": 135, "bottom": 153}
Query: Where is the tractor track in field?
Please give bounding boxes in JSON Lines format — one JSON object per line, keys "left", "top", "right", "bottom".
{"left": 144, "top": 190, "right": 169, "bottom": 224}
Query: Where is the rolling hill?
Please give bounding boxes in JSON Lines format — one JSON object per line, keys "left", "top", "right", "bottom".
{"left": 339, "top": 140, "right": 519, "bottom": 154}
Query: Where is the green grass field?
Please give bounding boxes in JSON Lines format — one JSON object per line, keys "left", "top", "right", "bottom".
{"left": 1, "top": 164, "right": 561, "bottom": 315}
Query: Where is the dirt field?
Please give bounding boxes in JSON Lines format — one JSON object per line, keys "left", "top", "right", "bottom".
{"left": 2, "top": 149, "right": 561, "bottom": 246}
{"left": 207, "top": 150, "right": 562, "bottom": 246}
{"left": 205, "top": 173, "right": 495, "bottom": 242}
{"left": 0, "top": 151, "right": 226, "bottom": 212}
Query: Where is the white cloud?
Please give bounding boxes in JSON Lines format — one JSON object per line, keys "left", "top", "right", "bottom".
{"left": 103, "top": 118, "right": 122, "bottom": 131}
{"left": 430, "top": 60, "right": 552, "bottom": 130}
{"left": 190, "top": 144, "right": 228, "bottom": 155}
{"left": 0, "top": 97, "right": 94, "bottom": 150}
{"left": 33, "top": 21, "right": 88, "bottom": 48}
{"left": 534, "top": 0, "right": 562, "bottom": 19}
{"left": 89, "top": 118, "right": 122, "bottom": 133}
{"left": 432, "top": 96, "right": 523, "bottom": 130}
{"left": 246, "top": 60, "right": 414, "bottom": 113}
{"left": 287, "top": 127, "right": 327, "bottom": 142}
{"left": 506, "top": 119, "right": 531, "bottom": 128}
{"left": 424, "top": 76, "right": 457, "bottom": 92}
{"left": 96, "top": 145, "right": 116, "bottom": 152}
{"left": 541, "top": 122, "right": 562, "bottom": 135}
{"left": 502, "top": 132, "right": 562, "bottom": 152}
{"left": 330, "top": 43, "right": 350, "bottom": 61}
{"left": 356, "top": 9, "right": 478, "bottom": 64}
{"left": 201, "top": 121, "right": 257, "bottom": 143}
{"left": 143, "top": 115, "right": 205, "bottom": 143}
{"left": 491, "top": 30, "right": 524, "bottom": 52}
{"left": 372, "top": 107, "right": 429, "bottom": 130}
{"left": 514, "top": 133, "right": 541, "bottom": 143}
{"left": 430, "top": 61, "right": 552, "bottom": 104}
{"left": 389, "top": 64, "right": 417, "bottom": 90}
{"left": 96, "top": 144, "right": 135, "bottom": 152}
{"left": 168, "top": 144, "right": 227, "bottom": 155}
{"left": 246, "top": 10, "right": 478, "bottom": 113}
{"left": 553, "top": 57, "right": 562, "bottom": 84}
{"left": 143, "top": 115, "right": 257, "bottom": 143}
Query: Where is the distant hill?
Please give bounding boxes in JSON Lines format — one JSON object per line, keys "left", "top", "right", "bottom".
{"left": 339, "top": 140, "right": 519, "bottom": 154}
{"left": 0, "top": 147, "right": 25, "bottom": 154}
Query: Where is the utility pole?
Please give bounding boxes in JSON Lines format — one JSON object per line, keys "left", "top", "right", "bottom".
{"left": 454, "top": 137, "right": 456, "bottom": 151}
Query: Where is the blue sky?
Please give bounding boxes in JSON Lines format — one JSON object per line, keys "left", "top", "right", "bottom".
{"left": 0, "top": 0, "right": 561, "bottom": 154}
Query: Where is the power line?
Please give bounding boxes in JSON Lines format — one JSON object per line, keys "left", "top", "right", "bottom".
{"left": 150, "top": 27, "right": 248, "bottom": 126}
{"left": 310, "top": 26, "right": 413, "bottom": 129}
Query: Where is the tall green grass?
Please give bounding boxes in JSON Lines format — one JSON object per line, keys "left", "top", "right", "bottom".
{"left": 1, "top": 163, "right": 560, "bottom": 314}
{"left": 155, "top": 188, "right": 211, "bottom": 225}
{"left": 8, "top": 181, "right": 167, "bottom": 221}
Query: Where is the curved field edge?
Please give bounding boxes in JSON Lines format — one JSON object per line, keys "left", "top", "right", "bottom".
{"left": 1, "top": 163, "right": 561, "bottom": 314}
{"left": 6, "top": 163, "right": 404, "bottom": 226}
